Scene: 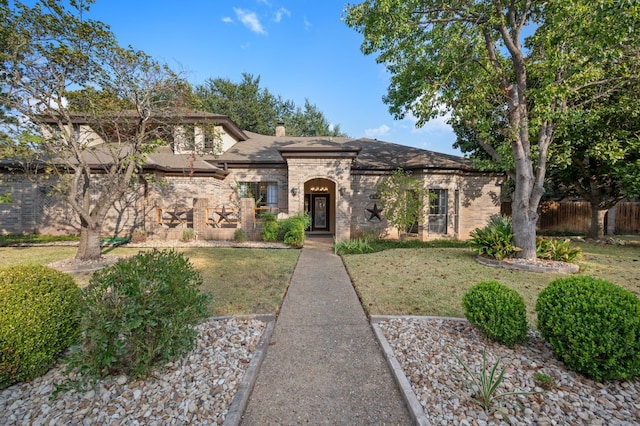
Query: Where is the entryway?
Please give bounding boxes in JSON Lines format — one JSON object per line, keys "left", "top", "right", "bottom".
{"left": 303, "top": 178, "right": 335, "bottom": 233}
{"left": 310, "top": 194, "right": 329, "bottom": 231}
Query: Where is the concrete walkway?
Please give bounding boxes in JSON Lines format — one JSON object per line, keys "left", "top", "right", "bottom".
{"left": 240, "top": 235, "right": 411, "bottom": 425}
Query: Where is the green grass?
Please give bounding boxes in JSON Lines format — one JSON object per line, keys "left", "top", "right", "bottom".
{"left": 342, "top": 241, "right": 640, "bottom": 326}
{"left": 0, "top": 245, "right": 300, "bottom": 316}
{"left": 2, "top": 235, "right": 638, "bottom": 324}
{"left": 0, "top": 234, "right": 79, "bottom": 246}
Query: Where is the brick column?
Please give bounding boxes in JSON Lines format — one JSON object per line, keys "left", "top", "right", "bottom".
{"left": 193, "top": 198, "right": 209, "bottom": 240}
{"left": 240, "top": 198, "right": 256, "bottom": 239}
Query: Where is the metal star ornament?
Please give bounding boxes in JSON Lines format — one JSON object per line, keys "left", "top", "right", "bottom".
{"left": 366, "top": 203, "right": 383, "bottom": 221}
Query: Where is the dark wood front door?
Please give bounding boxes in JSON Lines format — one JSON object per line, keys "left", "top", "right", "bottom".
{"left": 311, "top": 194, "right": 329, "bottom": 231}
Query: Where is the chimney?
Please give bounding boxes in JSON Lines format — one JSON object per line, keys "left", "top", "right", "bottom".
{"left": 276, "top": 121, "right": 286, "bottom": 137}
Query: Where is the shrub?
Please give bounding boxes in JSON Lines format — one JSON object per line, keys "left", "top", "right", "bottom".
{"left": 469, "top": 215, "right": 519, "bottom": 260}
{"left": 462, "top": 280, "right": 528, "bottom": 347}
{"left": 181, "top": 227, "right": 195, "bottom": 242}
{"left": 233, "top": 228, "right": 248, "bottom": 243}
{"left": 260, "top": 212, "right": 279, "bottom": 242}
{"left": 279, "top": 213, "right": 311, "bottom": 247}
{"left": 64, "top": 250, "right": 211, "bottom": 385}
{"left": 536, "top": 237, "right": 581, "bottom": 262}
{"left": 334, "top": 238, "right": 375, "bottom": 255}
{"left": 0, "top": 265, "right": 80, "bottom": 389}
{"left": 536, "top": 276, "right": 640, "bottom": 381}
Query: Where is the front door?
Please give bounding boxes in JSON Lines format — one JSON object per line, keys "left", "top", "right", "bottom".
{"left": 312, "top": 194, "right": 329, "bottom": 231}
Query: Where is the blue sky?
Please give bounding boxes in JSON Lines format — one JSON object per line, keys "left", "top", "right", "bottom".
{"left": 88, "top": 0, "right": 461, "bottom": 156}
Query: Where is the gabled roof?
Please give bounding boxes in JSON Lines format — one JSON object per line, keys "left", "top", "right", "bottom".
{"left": 27, "top": 110, "right": 475, "bottom": 176}
{"left": 215, "top": 131, "right": 473, "bottom": 171}
{"left": 39, "top": 110, "right": 249, "bottom": 142}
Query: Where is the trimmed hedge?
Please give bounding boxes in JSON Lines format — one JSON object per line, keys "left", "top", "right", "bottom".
{"left": 462, "top": 280, "right": 529, "bottom": 347}
{"left": 536, "top": 276, "right": 640, "bottom": 381}
{"left": 0, "top": 265, "right": 81, "bottom": 389}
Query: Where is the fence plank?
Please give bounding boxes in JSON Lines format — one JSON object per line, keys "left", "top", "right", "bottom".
{"left": 500, "top": 201, "right": 639, "bottom": 235}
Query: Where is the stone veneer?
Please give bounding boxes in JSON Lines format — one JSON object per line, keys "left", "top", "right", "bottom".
{"left": 284, "top": 157, "right": 353, "bottom": 241}
{"left": 1, "top": 164, "right": 501, "bottom": 242}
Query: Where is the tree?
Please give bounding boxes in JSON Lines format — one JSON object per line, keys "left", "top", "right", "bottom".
{"left": 3, "top": 0, "right": 193, "bottom": 260}
{"left": 345, "top": 0, "right": 639, "bottom": 259}
{"left": 376, "top": 168, "right": 429, "bottom": 238}
{"left": 195, "top": 73, "right": 347, "bottom": 137}
{"left": 547, "top": 89, "right": 640, "bottom": 238}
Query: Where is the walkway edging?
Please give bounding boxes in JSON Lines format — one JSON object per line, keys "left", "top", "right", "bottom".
{"left": 370, "top": 315, "right": 471, "bottom": 426}
{"left": 223, "top": 315, "right": 276, "bottom": 426}
{"left": 370, "top": 318, "right": 432, "bottom": 426}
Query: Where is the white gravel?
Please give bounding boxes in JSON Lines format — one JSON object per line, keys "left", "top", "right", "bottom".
{"left": 0, "top": 317, "right": 265, "bottom": 426}
{"left": 379, "top": 317, "right": 640, "bottom": 425}
{"left": 3, "top": 315, "right": 640, "bottom": 425}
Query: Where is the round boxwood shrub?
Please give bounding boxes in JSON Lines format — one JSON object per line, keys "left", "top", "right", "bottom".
{"left": 462, "top": 280, "right": 528, "bottom": 347}
{"left": 65, "top": 249, "right": 211, "bottom": 383}
{"left": 536, "top": 276, "right": 640, "bottom": 381}
{"left": 0, "top": 265, "right": 80, "bottom": 389}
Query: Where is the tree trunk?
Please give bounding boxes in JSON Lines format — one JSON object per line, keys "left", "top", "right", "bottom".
{"left": 76, "top": 221, "right": 102, "bottom": 261}
{"left": 511, "top": 197, "right": 538, "bottom": 259}
{"left": 588, "top": 204, "right": 607, "bottom": 239}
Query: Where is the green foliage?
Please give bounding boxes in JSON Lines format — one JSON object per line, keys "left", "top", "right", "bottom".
{"left": 335, "top": 237, "right": 467, "bottom": 255}
{"left": 376, "top": 168, "right": 429, "bottom": 236}
{"left": 0, "top": 233, "right": 79, "bottom": 246}
{"left": 260, "top": 212, "right": 280, "bottom": 242}
{"left": 471, "top": 218, "right": 582, "bottom": 262}
{"left": 195, "top": 73, "right": 347, "bottom": 137}
{"left": 462, "top": 281, "right": 529, "bottom": 347}
{"left": 469, "top": 215, "right": 519, "bottom": 260}
{"left": 535, "top": 237, "right": 582, "bottom": 262}
{"left": 345, "top": 0, "right": 640, "bottom": 259}
{"left": 450, "top": 348, "right": 532, "bottom": 417}
{"left": 233, "top": 228, "right": 248, "bottom": 243}
{"left": 0, "top": 265, "right": 81, "bottom": 390}
{"left": 63, "top": 250, "right": 210, "bottom": 386}
{"left": 181, "top": 228, "right": 195, "bottom": 242}
{"left": 279, "top": 213, "right": 311, "bottom": 247}
{"left": 334, "top": 238, "right": 375, "bottom": 255}
{"left": 536, "top": 276, "right": 640, "bottom": 381}
{"left": 533, "top": 371, "right": 557, "bottom": 390}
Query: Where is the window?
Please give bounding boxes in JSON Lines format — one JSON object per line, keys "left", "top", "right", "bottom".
{"left": 428, "top": 189, "right": 448, "bottom": 234}
{"left": 238, "top": 182, "right": 278, "bottom": 209}
{"left": 202, "top": 126, "right": 219, "bottom": 152}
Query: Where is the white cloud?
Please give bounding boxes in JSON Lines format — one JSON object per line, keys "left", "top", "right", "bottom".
{"left": 274, "top": 8, "right": 290, "bottom": 23}
{"left": 234, "top": 8, "right": 267, "bottom": 35}
{"left": 365, "top": 124, "right": 390, "bottom": 139}
{"left": 405, "top": 110, "right": 453, "bottom": 134}
{"left": 303, "top": 16, "right": 312, "bottom": 31}
{"left": 222, "top": 16, "right": 233, "bottom": 24}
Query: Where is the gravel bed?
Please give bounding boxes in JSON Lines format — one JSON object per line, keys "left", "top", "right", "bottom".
{"left": 0, "top": 317, "right": 265, "bottom": 426}
{"left": 379, "top": 317, "right": 640, "bottom": 425}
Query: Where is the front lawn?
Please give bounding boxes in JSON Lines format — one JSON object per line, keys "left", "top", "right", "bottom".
{"left": 342, "top": 241, "right": 640, "bottom": 325}
{"left": 0, "top": 245, "right": 300, "bottom": 316}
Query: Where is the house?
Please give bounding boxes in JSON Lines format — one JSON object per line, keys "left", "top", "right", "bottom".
{"left": 0, "top": 111, "right": 503, "bottom": 241}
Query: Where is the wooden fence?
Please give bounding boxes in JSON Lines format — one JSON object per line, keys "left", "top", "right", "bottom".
{"left": 501, "top": 201, "right": 640, "bottom": 235}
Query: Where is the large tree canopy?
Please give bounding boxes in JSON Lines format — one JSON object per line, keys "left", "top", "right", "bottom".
{"left": 3, "top": 0, "right": 194, "bottom": 260}
{"left": 195, "top": 73, "right": 347, "bottom": 137}
{"left": 345, "top": 0, "right": 639, "bottom": 258}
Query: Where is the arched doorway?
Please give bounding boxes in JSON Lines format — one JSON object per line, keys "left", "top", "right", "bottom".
{"left": 304, "top": 178, "right": 335, "bottom": 233}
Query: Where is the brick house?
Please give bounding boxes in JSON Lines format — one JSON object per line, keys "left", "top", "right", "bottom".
{"left": 0, "top": 111, "right": 502, "bottom": 241}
